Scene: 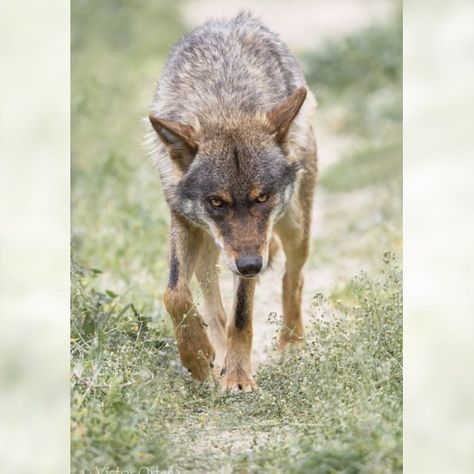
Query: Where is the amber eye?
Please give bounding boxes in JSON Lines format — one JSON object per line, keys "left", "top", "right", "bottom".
{"left": 256, "top": 194, "right": 269, "bottom": 203}
{"left": 209, "top": 197, "right": 224, "bottom": 208}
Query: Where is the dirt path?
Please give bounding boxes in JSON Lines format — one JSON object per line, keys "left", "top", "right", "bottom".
{"left": 184, "top": 0, "right": 393, "bottom": 371}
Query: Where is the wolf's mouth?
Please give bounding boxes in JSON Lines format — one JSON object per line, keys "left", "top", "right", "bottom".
{"left": 236, "top": 272, "right": 260, "bottom": 279}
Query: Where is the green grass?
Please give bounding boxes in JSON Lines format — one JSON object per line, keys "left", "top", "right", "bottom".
{"left": 320, "top": 141, "right": 402, "bottom": 193}
{"left": 72, "top": 257, "right": 402, "bottom": 472}
{"left": 304, "top": 12, "right": 402, "bottom": 194}
{"left": 229, "top": 260, "right": 402, "bottom": 473}
{"left": 71, "top": 1, "right": 402, "bottom": 472}
{"left": 306, "top": 13, "right": 403, "bottom": 272}
{"left": 72, "top": 0, "right": 186, "bottom": 313}
{"left": 303, "top": 14, "right": 402, "bottom": 141}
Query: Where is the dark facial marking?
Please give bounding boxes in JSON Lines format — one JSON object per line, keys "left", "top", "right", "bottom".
{"left": 235, "top": 280, "right": 249, "bottom": 330}
{"left": 168, "top": 242, "right": 180, "bottom": 289}
{"left": 233, "top": 149, "right": 240, "bottom": 173}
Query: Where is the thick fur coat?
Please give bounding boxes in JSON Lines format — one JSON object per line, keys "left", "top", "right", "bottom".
{"left": 147, "top": 12, "right": 318, "bottom": 391}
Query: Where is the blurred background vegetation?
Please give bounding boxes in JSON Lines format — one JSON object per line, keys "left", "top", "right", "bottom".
{"left": 72, "top": 0, "right": 185, "bottom": 311}
{"left": 71, "top": 0, "right": 402, "bottom": 472}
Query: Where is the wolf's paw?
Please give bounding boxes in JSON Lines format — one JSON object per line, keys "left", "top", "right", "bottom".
{"left": 177, "top": 329, "right": 215, "bottom": 381}
{"left": 220, "top": 367, "right": 257, "bottom": 392}
{"left": 277, "top": 333, "right": 305, "bottom": 352}
{"left": 179, "top": 345, "right": 215, "bottom": 381}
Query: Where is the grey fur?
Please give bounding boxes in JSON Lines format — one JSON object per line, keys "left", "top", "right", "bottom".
{"left": 147, "top": 12, "right": 317, "bottom": 269}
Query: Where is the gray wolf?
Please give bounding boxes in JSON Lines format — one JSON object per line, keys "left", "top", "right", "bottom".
{"left": 147, "top": 11, "right": 318, "bottom": 391}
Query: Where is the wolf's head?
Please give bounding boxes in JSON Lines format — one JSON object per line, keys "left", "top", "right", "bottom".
{"left": 150, "top": 88, "right": 307, "bottom": 277}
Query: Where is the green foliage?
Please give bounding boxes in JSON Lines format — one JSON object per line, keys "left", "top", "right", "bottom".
{"left": 304, "top": 15, "right": 403, "bottom": 279}
{"left": 71, "top": 16, "right": 175, "bottom": 456}
{"left": 304, "top": 14, "right": 402, "bottom": 197}
{"left": 304, "top": 17, "right": 402, "bottom": 95}
{"left": 233, "top": 255, "right": 402, "bottom": 473}
{"left": 71, "top": 257, "right": 402, "bottom": 472}
{"left": 71, "top": 263, "right": 174, "bottom": 471}
{"left": 303, "top": 15, "right": 402, "bottom": 138}
{"left": 71, "top": 0, "right": 185, "bottom": 311}
{"left": 320, "top": 141, "right": 402, "bottom": 192}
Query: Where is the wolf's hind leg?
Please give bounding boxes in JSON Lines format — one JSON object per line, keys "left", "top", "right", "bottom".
{"left": 221, "top": 276, "right": 257, "bottom": 392}
{"left": 195, "top": 236, "right": 227, "bottom": 367}
{"left": 163, "top": 214, "right": 215, "bottom": 381}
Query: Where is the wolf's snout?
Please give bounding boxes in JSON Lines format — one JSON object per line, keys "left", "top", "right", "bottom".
{"left": 236, "top": 255, "right": 263, "bottom": 276}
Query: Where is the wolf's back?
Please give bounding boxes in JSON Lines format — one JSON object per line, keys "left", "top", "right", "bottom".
{"left": 151, "top": 11, "right": 307, "bottom": 124}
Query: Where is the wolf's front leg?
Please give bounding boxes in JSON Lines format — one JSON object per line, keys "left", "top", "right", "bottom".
{"left": 221, "top": 276, "right": 257, "bottom": 392}
{"left": 163, "top": 215, "right": 215, "bottom": 381}
{"left": 275, "top": 178, "right": 314, "bottom": 350}
{"left": 195, "top": 236, "right": 227, "bottom": 368}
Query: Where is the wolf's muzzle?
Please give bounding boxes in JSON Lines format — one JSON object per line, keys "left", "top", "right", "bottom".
{"left": 236, "top": 255, "right": 263, "bottom": 277}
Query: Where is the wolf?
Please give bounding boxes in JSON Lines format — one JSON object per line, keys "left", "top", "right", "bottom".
{"left": 147, "top": 12, "right": 318, "bottom": 391}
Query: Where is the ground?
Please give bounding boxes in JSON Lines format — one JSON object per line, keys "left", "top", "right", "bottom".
{"left": 71, "top": 1, "right": 402, "bottom": 472}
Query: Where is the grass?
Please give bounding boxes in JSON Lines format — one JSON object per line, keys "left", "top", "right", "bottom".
{"left": 304, "top": 12, "right": 402, "bottom": 195}
{"left": 305, "top": 11, "right": 403, "bottom": 272}
{"left": 303, "top": 14, "right": 402, "bottom": 141}
{"left": 320, "top": 141, "right": 402, "bottom": 193}
{"left": 71, "top": 1, "right": 402, "bottom": 472}
{"left": 72, "top": 256, "right": 402, "bottom": 472}
{"left": 226, "top": 256, "right": 402, "bottom": 473}
{"left": 72, "top": 0, "right": 186, "bottom": 313}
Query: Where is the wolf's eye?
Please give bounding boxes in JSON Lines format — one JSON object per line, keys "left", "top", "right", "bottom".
{"left": 256, "top": 194, "right": 269, "bottom": 203}
{"left": 209, "top": 197, "right": 224, "bottom": 208}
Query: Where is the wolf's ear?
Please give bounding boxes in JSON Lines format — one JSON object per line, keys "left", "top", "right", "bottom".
{"left": 267, "top": 87, "right": 307, "bottom": 143}
{"left": 149, "top": 115, "right": 198, "bottom": 166}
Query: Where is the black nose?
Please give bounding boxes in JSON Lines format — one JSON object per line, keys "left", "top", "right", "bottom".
{"left": 236, "top": 255, "right": 262, "bottom": 276}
